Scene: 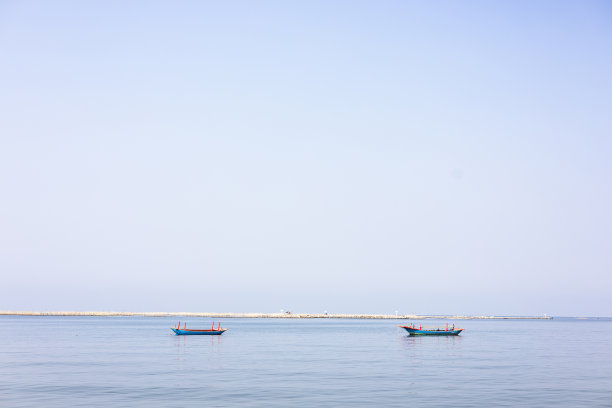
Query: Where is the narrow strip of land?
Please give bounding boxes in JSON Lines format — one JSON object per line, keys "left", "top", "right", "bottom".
{"left": 0, "top": 311, "right": 552, "bottom": 319}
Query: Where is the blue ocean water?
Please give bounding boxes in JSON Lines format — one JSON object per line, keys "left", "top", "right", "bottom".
{"left": 0, "top": 316, "right": 610, "bottom": 407}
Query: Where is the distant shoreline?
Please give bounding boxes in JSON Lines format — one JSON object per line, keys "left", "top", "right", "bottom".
{"left": 0, "top": 311, "right": 552, "bottom": 319}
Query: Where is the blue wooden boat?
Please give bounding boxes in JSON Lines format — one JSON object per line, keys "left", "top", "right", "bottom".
{"left": 171, "top": 321, "right": 227, "bottom": 335}
{"left": 171, "top": 328, "right": 227, "bottom": 335}
{"left": 399, "top": 323, "right": 463, "bottom": 336}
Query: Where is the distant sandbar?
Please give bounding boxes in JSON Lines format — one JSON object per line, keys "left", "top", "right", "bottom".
{"left": 0, "top": 311, "right": 552, "bottom": 319}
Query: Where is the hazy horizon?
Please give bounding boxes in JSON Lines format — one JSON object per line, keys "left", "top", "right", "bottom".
{"left": 1, "top": 1, "right": 611, "bottom": 317}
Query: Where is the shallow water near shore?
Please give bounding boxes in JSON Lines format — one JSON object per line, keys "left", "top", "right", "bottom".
{"left": 1, "top": 316, "right": 611, "bottom": 407}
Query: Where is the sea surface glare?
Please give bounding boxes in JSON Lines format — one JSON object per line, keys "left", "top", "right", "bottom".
{"left": 0, "top": 316, "right": 611, "bottom": 407}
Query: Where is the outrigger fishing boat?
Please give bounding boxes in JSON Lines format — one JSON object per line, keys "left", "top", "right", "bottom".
{"left": 398, "top": 323, "right": 463, "bottom": 336}
{"left": 171, "top": 321, "right": 227, "bottom": 335}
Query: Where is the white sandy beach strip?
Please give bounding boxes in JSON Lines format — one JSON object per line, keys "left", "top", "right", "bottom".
{"left": 0, "top": 311, "right": 552, "bottom": 319}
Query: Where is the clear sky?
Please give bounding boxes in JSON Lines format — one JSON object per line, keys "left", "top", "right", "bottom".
{"left": 1, "top": 1, "right": 611, "bottom": 316}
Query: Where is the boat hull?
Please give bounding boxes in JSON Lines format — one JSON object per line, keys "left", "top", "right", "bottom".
{"left": 171, "top": 328, "right": 226, "bottom": 335}
{"left": 399, "top": 326, "right": 462, "bottom": 336}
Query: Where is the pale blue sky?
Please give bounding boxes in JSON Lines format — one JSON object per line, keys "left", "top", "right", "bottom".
{"left": 1, "top": 1, "right": 611, "bottom": 316}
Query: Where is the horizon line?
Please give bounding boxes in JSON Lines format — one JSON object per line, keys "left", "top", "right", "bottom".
{"left": 0, "top": 311, "right": 560, "bottom": 319}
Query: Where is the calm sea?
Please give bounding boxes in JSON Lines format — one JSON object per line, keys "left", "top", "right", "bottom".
{"left": 0, "top": 316, "right": 610, "bottom": 407}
